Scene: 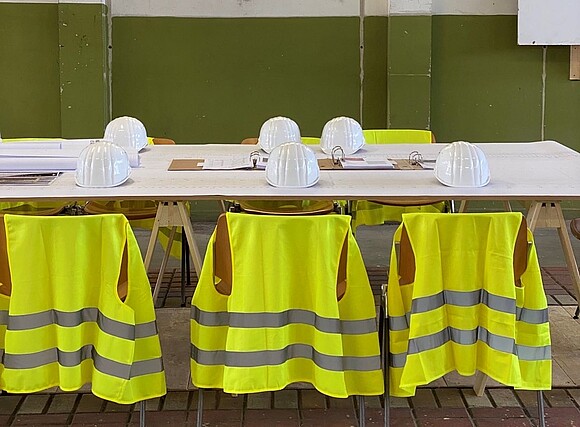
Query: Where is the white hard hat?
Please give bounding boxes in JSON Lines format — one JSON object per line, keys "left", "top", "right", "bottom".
{"left": 258, "top": 116, "right": 301, "bottom": 154}
{"left": 104, "top": 116, "right": 148, "bottom": 152}
{"left": 75, "top": 140, "right": 131, "bottom": 188}
{"left": 265, "top": 142, "right": 320, "bottom": 188}
{"left": 435, "top": 141, "right": 490, "bottom": 187}
{"left": 320, "top": 116, "right": 365, "bottom": 155}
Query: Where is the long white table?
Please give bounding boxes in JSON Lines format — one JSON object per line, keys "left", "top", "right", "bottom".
{"left": 1, "top": 140, "right": 579, "bottom": 202}
{"left": 1, "top": 140, "right": 580, "bottom": 310}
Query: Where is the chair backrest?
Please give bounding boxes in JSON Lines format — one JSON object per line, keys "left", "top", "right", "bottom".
{"left": 363, "top": 129, "right": 435, "bottom": 144}
{"left": 148, "top": 137, "right": 176, "bottom": 145}
{"left": 151, "top": 137, "right": 176, "bottom": 145}
{"left": 301, "top": 137, "right": 320, "bottom": 145}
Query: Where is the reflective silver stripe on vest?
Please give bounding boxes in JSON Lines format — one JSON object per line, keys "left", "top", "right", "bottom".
{"left": 389, "top": 313, "right": 410, "bottom": 332}
{"left": 390, "top": 289, "right": 548, "bottom": 333}
{"left": 390, "top": 326, "right": 551, "bottom": 368}
{"left": 516, "top": 307, "right": 549, "bottom": 324}
{"left": 2, "top": 345, "right": 163, "bottom": 379}
{"left": 191, "top": 306, "right": 377, "bottom": 335}
{"left": 412, "top": 290, "right": 516, "bottom": 315}
{"left": 0, "top": 310, "right": 8, "bottom": 325}
{"left": 5, "top": 308, "right": 157, "bottom": 340}
{"left": 191, "top": 343, "right": 381, "bottom": 372}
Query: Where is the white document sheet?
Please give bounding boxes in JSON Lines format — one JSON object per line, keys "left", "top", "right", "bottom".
{"left": 339, "top": 157, "right": 395, "bottom": 169}
{"left": 201, "top": 156, "right": 254, "bottom": 170}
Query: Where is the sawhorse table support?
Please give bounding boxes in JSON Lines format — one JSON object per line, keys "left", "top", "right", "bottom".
{"left": 143, "top": 201, "right": 203, "bottom": 306}
{"left": 527, "top": 201, "right": 580, "bottom": 318}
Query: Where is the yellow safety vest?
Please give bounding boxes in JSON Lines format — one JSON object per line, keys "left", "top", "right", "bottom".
{"left": 0, "top": 214, "right": 166, "bottom": 404}
{"left": 388, "top": 212, "right": 551, "bottom": 397}
{"left": 190, "top": 212, "right": 383, "bottom": 398}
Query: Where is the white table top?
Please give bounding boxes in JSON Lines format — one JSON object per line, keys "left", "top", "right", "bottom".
{"left": 1, "top": 140, "right": 579, "bottom": 202}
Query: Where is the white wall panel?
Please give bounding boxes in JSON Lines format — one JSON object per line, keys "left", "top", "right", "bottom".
{"left": 0, "top": 0, "right": 518, "bottom": 15}
{"left": 432, "top": 0, "right": 517, "bottom": 15}
{"left": 518, "top": 0, "right": 580, "bottom": 45}
{"left": 389, "top": 0, "right": 432, "bottom": 16}
{"left": 112, "top": 0, "right": 360, "bottom": 18}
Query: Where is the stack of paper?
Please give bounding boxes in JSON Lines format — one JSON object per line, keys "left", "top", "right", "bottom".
{"left": 0, "top": 140, "right": 140, "bottom": 171}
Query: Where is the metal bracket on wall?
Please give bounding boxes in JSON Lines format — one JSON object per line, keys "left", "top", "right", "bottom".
{"left": 571, "top": 46, "right": 580, "bottom": 80}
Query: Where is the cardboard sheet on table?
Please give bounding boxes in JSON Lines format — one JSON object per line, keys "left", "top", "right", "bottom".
{"left": 168, "top": 159, "right": 205, "bottom": 171}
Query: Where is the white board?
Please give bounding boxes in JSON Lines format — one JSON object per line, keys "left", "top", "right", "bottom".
{"left": 518, "top": 0, "right": 580, "bottom": 45}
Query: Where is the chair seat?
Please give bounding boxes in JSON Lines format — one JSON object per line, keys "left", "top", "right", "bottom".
{"left": 84, "top": 200, "right": 158, "bottom": 220}
{"left": 369, "top": 198, "right": 446, "bottom": 207}
{"left": 0, "top": 202, "right": 66, "bottom": 217}
{"left": 238, "top": 200, "right": 335, "bottom": 215}
{"left": 571, "top": 218, "right": 580, "bottom": 240}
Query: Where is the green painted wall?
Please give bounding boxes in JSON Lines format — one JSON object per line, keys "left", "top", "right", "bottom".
{"left": 545, "top": 46, "right": 580, "bottom": 149}
{"left": 0, "top": 3, "right": 109, "bottom": 139}
{"left": 431, "top": 16, "right": 544, "bottom": 143}
{"left": 362, "top": 16, "right": 388, "bottom": 129}
{"left": 387, "top": 16, "right": 432, "bottom": 130}
{"left": 1, "top": 7, "right": 578, "bottom": 153}
{"left": 0, "top": 4, "right": 61, "bottom": 137}
{"left": 431, "top": 16, "right": 580, "bottom": 152}
{"left": 58, "top": 3, "right": 110, "bottom": 138}
{"left": 111, "top": 17, "right": 361, "bottom": 143}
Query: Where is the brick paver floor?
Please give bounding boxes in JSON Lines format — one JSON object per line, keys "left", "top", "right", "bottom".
{"left": 2, "top": 387, "right": 580, "bottom": 426}
{"left": 0, "top": 266, "right": 577, "bottom": 426}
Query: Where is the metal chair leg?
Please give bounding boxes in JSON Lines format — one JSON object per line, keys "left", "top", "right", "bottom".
{"left": 357, "top": 396, "right": 366, "bottom": 427}
{"left": 181, "top": 230, "right": 186, "bottom": 306}
{"left": 139, "top": 400, "right": 146, "bottom": 427}
{"left": 196, "top": 389, "right": 204, "bottom": 427}
{"left": 537, "top": 390, "right": 546, "bottom": 427}
{"left": 181, "top": 231, "right": 191, "bottom": 307}
{"left": 381, "top": 284, "right": 389, "bottom": 427}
